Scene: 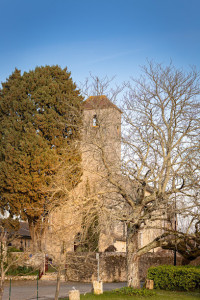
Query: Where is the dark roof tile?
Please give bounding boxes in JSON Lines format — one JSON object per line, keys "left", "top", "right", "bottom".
{"left": 83, "top": 95, "right": 122, "bottom": 113}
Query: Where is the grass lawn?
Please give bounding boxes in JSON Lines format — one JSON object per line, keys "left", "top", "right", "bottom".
{"left": 60, "top": 290, "right": 200, "bottom": 300}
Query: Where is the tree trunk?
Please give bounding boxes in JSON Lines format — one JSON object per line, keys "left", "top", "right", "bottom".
{"left": 0, "top": 274, "right": 4, "bottom": 300}
{"left": 54, "top": 247, "right": 66, "bottom": 300}
{"left": 54, "top": 265, "right": 61, "bottom": 300}
{"left": 0, "top": 234, "right": 7, "bottom": 300}
{"left": 127, "top": 251, "right": 140, "bottom": 288}
{"left": 126, "top": 226, "right": 140, "bottom": 288}
{"left": 0, "top": 263, "right": 5, "bottom": 300}
{"left": 28, "top": 217, "right": 41, "bottom": 252}
{"left": 0, "top": 287, "right": 4, "bottom": 300}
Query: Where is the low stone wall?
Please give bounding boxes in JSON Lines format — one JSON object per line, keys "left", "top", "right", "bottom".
{"left": 6, "top": 252, "right": 199, "bottom": 283}
{"left": 64, "top": 251, "right": 200, "bottom": 283}
{"left": 10, "top": 251, "right": 43, "bottom": 268}
{"left": 65, "top": 252, "right": 177, "bottom": 282}
{"left": 188, "top": 256, "right": 200, "bottom": 266}
{"left": 138, "top": 251, "right": 180, "bottom": 281}
{"left": 65, "top": 252, "right": 126, "bottom": 282}
{"left": 8, "top": 251, "right": 200, "bottom": 282}
{"left": 65, "top": 253, "right": 96, "bottom": 282}
{"left": 100, "top": 253, "right": 126, "bottom": 282}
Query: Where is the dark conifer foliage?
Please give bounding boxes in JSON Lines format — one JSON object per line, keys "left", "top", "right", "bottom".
{"left": 0, "top": 66, "right": 83, "bottom": 244}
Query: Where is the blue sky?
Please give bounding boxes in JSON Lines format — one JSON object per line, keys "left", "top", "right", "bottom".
{"left": 1, "top": 0, "right": 200, "bottom": 89}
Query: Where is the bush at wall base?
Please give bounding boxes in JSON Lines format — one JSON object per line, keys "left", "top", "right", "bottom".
{"left": 147, "top": 265, "right": 200, "bottom": 291}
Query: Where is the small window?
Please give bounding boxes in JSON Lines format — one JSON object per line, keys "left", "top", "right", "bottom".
{"left": 92, "top": 114, "right": 98, "bottom": 127}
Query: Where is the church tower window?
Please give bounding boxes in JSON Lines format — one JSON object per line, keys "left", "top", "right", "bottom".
{"left": 92, "top": 114, "right": 98, "bottom": 127}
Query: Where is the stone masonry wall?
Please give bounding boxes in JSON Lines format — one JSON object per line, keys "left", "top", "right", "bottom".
{"left": 65, "top": 252, "right": 126, "bottom": 282}
{"left": 64, "top": 252, "right": 200, "bottom": 283}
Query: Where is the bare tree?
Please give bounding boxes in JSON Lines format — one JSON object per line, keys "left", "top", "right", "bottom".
{"left": 118, "top": 61, "right": 200, "bottom": 287}
{"left": 79, "top": 62, "right": 200, "bottom": 287}
{"left": 79, "top": 73, "right": 125, "bottom": 103}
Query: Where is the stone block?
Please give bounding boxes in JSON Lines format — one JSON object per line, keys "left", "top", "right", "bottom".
{"left": 69, "top": 290, "right": 80, "bottom": 300}
{"left": 146, "top": 279, "right": 154, "bottom": 289}
{"left": 93, "top": 281, "right": 103, "bottom": 294}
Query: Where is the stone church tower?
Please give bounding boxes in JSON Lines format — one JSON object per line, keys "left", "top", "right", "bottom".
{"left": 81, "top": 96, "right": 126, "bottom": 252}
{"left": 80, "top": 95, "right": 164, "bottom": 253}
{"left": 44, "top": 95, "right": 163, "bottom": 256}
{"left": 44, "top": 95, "right": 125, "bottom": 256}
{"left": 81, "top": 95, "right": 122, "bottom": 185}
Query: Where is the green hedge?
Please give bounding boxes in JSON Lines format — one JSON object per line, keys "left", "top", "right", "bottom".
{"left": 7, "top": 266, "right": 38, "bottom": 276}
{"left": 147, "top": 265, "right": 200, "bottom": 291}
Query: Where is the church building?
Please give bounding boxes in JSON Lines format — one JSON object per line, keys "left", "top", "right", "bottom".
{"left": 44, "top": 95, "right": 163, "bottom": 256}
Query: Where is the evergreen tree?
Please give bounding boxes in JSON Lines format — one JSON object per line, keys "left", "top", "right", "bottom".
{"left": 0, "top": 66, "right": 83, "bottom": 249}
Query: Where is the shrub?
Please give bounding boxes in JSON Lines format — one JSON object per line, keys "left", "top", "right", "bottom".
{"left": 6, "top": 266, "right": 38, "bottom": 276}
{"left": 147, "top": 265, "right": 200, "bottom": 291}
{"left": 113, "top": 286, "right": 156, "bottom": 297}
{"left": 8, "top": 247, "right": 22, "bottom": 252}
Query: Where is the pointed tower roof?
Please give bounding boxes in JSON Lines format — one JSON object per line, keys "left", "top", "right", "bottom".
{"left": 83, "top": 95, "right": 122, "bottom": 113}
